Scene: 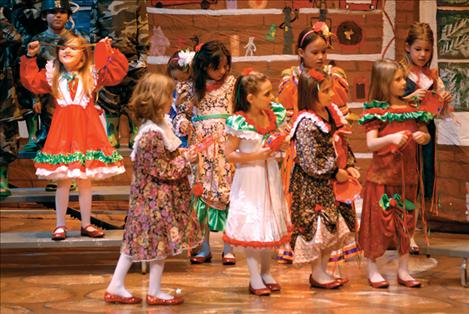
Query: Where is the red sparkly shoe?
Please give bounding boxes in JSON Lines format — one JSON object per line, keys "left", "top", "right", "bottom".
{"left": 51, "top": 226, "right": 67, "bottom": 241}
{"left": 80, "top": 224, "right": 105, "bottom": 238}
{"left": 146, "top": 294, "right": 184, "bottom": 305}
{"left": 104, "top": 291, "right": 142, "bottom": 304}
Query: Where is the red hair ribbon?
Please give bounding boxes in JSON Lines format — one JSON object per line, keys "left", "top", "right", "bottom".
{"left": 308, "top": 69, "right": 325, "bottom": 81}
{"left": 241, "top": 67, "right": 254, "bottom": 76}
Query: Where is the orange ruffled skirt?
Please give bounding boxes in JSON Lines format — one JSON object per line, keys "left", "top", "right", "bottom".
{"left": 34, "top": 104, "right": 125, "bottom": 180}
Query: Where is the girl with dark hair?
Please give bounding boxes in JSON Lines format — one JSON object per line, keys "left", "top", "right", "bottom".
{"left": 172, "top": 40, "right": 237, "bottom": 265}
{"left": 288, "top": 68, "right": 359, "bottom": 289}
{"left": 224, "top": 70, "right": 290, "bottom": 296}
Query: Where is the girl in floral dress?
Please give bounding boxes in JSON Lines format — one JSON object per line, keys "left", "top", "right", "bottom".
{"left": 359, "top": 59, "right": 431, "bottom": 289}
{"left": 105, "top": 73, "right": 201, "bottom": 305}
{"left": 400, "top": 23, "right": 452, "bottom": 255}
{"left": 173, "top": 40, "right": 236, "bottom": 265}
{"left": 276, "top": 22, "right": 356, "bottom": 266}
{"left": 223, "top": 71, "right": 291, "bottom": 296}
{"left": 289, "top": 68, "right": 359, "bottom": 289}
{"left": 20, "top": 34, "right": 127, "bottom": 240}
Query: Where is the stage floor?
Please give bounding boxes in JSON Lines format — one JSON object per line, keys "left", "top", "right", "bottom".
{"left": 1, "top": 226, "right": 468, "bottom": 313}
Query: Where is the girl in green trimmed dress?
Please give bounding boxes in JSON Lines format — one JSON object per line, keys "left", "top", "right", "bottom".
{"left": 20, "top": 35, "right": 127, "bottom": 240}
{"left": 359, "top": 59, "right": 432, "bottom": 289}
{"left": 172, "top": 41, "right": 236, "bottom": 265}
{"left": 224, "top": 70, "right": 291, "bottom": 296}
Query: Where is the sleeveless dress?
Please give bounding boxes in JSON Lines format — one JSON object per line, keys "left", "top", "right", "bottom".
{"left": 20, "top": 48, "right": 127, "bottom": 180}
{"left": 223, "top": 103, "right": 291, "bottom": 248}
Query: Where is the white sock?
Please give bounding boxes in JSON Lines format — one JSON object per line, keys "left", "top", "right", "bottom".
{"left": 367, "top": 258, "right": 385, "bottom": 282}
{"left": 107, "top": 254, "right": 133, "bottom": 297}
{"left": 55, "top": 179, "right": 71, "bottom": 229}
{"left": 245, "top": 248, "right": 265, "bottom": 289}
{"left": 260, "top": 250, "right": 276, "bottom": 284}
{"left": 398, "top": 253, "right": 415, "bottom": 280}
{"left": 311, "top": 250, "right": 334, "bottom": 283}
{"left": 148, "top": 260, "right": 173, "bottom": 300}
{"left": 77, "top": 179, "right": 92, "bottom": 227}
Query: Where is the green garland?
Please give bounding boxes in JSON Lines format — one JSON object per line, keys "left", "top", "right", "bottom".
{"left": 379, "top": 193, "right": 415, "bottom": 211}
{"left": 34, "top": 150, "right": 123, "bottom": 165}
{"left": 227, "top": 102, "right": 286, "bottom": 132}
{"left": 359, "top": 110, "right": 433, "bottom": 125}
{"left": 363, "top": 100, "right": 390, "bottom": 110}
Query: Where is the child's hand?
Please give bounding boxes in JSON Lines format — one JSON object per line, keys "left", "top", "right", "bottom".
{"left": 32, "top": 101, "right": 41, "bottom": 113}
{"left": 99, "top": 37, "right": 113, "bottom": 51}
{"left": 346, "top": 167, "right": 360, "bottom": 179}
{"left": 176, "top": 92, "right": 189, "bottom": 106}
{"left": 390, "top": 131, "right": 409, "bottom": 147}
{"left": 412, "top": 131, "right": 430, "bottom": 145}
{"left": 403, "top": 89, "right": 426, "bottom": 104}
{"left": 441, "top": 91, "right": 453, "bottom": 104}
{"left": 256, "top": 147, "right": 273, "bottom": 160}
{"left": 183, "top": 147, "right": 197, "bottom": 163}
{"left": 335, "top": 168, "right": 349, "bottom": 183}
{"left": 27, "top": 41, "right": 40, "bottom": 57}
{"left": 179, "top": 120, "right": 190, "bottom": 136}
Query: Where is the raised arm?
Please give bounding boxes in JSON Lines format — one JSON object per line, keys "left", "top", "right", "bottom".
{"left": 96, "top": 38, "right": 129, "bottom": 88}
{"left": 20, "top": 41, "right": 51, "bottom": 95}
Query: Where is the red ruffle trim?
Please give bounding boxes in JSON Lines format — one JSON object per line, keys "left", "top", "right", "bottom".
{"left": 223, "top": 232, "right": 291, "bottom": 248}
{"left": 235, "top": 108, "right": 277, "bottom": 135}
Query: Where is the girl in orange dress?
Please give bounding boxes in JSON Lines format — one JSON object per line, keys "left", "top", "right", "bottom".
{"left": 359, "top": 59, "right": 432, "bottom": 289}
{"left": 20, "top": 34, "right": 128, "bottom": 240}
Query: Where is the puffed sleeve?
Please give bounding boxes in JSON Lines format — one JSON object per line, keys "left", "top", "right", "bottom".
{"left": 20, "top": 55, "right": 51, "bottom": 94}
{"left": 139, "top": 130, "right": 191, "bottom": 181}
{"left": 295, "top": 119, "right": 337, "bottom": 179}
{"left": 96, "top": 48, "right": 129, "bottom": 88}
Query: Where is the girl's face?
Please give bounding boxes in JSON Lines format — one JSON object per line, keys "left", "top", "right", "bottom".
{"left": 249, "top": 80, "right": 274, "bottom": 111}
{"left": 171, "top": 69, "right": 190, "bottom": 82}
{"left": 207, "top": 56, "right": 229, "bottom": 81}
{"left": 298, "top": 37, "right": 327, "bottom": 70}
{"left": 317, "top": 79, "right": 334, "bottom": 107}
{"left": 58, "top": 40, "right": 84, "bottom": 71}
{"left": 406, "top": 39, "right": 432, "bottom": 68}
{"left": 390, "top": 69, "right": 407, "bottom": 98}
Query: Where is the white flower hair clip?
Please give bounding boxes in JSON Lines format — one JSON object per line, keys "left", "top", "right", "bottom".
{"left": 177, "top": 49, "right": 195, "bottom": 68}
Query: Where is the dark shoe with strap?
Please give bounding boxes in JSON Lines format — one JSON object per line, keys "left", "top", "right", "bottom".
{"left": 190, "top": 253, "right": 212, "bottom": 264}
{"left": 51, "top": 226, "right": 67, "bottom": 241}
{"left": 222, "top": 252, "right": 236, "bottom": 265}
{"left": 104, "top": 291, "right": 142, "bottom": 304}
{"left": 80, "top": 224, "right": 105, "bottom": 238}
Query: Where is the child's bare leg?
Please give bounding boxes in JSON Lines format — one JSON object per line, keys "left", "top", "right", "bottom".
{"left": 398, "top": 253, "right": 416, "bottom": 281}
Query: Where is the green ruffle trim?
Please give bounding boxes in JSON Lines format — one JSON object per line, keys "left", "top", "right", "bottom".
{"left": 379, "top": 193, "right": 415, "bottom": 211}
{"left": 226, "top": 102, "right": 287, "bottom": 132}
{"left": 34, "top": 150, "right": 123, "bottom": 165}
{"left": 193, "top": 196, "right": 227, "bottom": 232}
{"left": 359, "top": 110, "right": 433, "bottom": 125}
{"left": 363, "top": 100, "right": 390, "bottom": 110}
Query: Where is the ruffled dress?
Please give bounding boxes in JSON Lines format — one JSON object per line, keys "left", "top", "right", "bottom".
{"left": 223, "top": 103, "right": 291, "bottom": 248}
{"left": 358, "top": 101, "right": 433, "bottom": 259}
{"left": 173, "top": 75, "right": 236, "bottom": 232}
{"left": 20, "top": 49, "right": 127, "bottom": 180}
{"left": 288, "top": 105, "right": 357, "bottom": 264}
{"left": 121, "top": 118, "right": 202, "bottom": 261}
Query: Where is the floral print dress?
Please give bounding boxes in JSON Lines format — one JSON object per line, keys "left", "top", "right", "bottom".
{"left": 289, "top": 105, "right": 357, "bottom": 264}
{"left": 173, "top": 75, "right": 236, "bottom": 231}
{"left": 121, "top": 119, "right": 201, "bottom": 261}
